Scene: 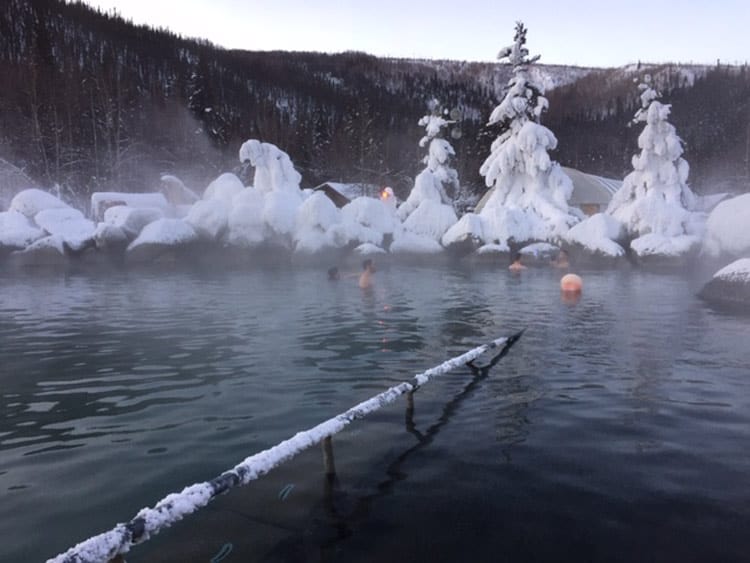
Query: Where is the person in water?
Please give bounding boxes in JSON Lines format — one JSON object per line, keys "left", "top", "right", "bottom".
{"left": 508, "top": 253, "right": 527, "bottom": 271}
{"left": 327, "top": 266, "right": 340, "bottom": 280}
{"left": 359, "top": 259, "right": 376, "bottom": 288}
{"left": 551, "top": 249, "right": 570, "bottom": 269}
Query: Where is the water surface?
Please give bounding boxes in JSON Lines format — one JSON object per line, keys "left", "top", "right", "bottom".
{"left": 1, "top": 265, "right": 748, "bottom": 562}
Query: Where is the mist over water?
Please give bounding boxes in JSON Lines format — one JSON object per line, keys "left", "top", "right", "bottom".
{"left": 0, "top": 265, "right": 748, "bottom": 562}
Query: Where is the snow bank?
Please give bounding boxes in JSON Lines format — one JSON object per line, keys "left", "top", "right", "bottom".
{"left": 442, "top": 212, "right": 484, "bottom": 247}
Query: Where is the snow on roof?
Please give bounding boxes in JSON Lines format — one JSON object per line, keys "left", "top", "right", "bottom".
{"left": 560, "top": 167, "right": 620, "bottom": 204}
{"left": 474, "top": 166, "right": 619, "bottom": 213}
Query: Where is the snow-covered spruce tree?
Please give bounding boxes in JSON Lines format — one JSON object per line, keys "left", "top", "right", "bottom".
{"left": 606, "top": 76, "right": 703, "bottom": 257}
{"left": 397, "top": 101, "right": 459, "bottom": 221}
{"left": 478, "top": 22, "right": 580, "bottom": 248}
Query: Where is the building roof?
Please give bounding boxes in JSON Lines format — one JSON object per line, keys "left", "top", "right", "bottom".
{"left": 474, "top": 166, "right": 621, "bottom": 213}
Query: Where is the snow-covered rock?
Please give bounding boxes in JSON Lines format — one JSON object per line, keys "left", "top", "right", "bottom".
{"left": 185, "top": 198, "right": 229, "bottom": 241}
{"left": 699, "top": 258, "right": 750, "bottom": 311}
{"left": 11, "top": 234, "right": 67, "bottom": 266}
{"left": 102, "top": 206, "right": 164, "bottom": 239}
{"left": 203, "top": 173, "right": 245, "bottom": 203}
{"left": 565, "top": 213, "right": 626, "bottom": 258}
{"left": 10, "top": 189, "right": 69, "bottom": 218}
{"left": 91, "top": 192, "right": 171, "bottom": 221}
{"left": 0, "top": 211, "right": 45, "bottom": 250}
{"left": 702, "top": 193, "right": 750, "bottom": 258}
{"left": 34, "top": 207, "right": 95, "bottom": 252}
{"left": 226, "top": 188, "right": 265, "bottom": 248}
{"left": 126, "top": 218, "right": 198, "bottom": 263}
{"left": 402, "top": 199, "right": 457, "bottom": 241}
{"left": 390, "top": 231, "right": 444, "bottom": 255}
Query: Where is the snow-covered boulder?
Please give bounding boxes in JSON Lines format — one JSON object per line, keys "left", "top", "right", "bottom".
{"left": 91, "top": 192, "right": 171, "bottom": 221}
{"left": 293, "top": 191, "right": 343, "bottom": 255}
{"left": 203, "top": 173, "right": 245, "bottom": 203}
{"left": 390, "top": 231, "right": 444, "bottom": 255}
{"left": 335, "top": 196, "right": 398, "bottom": 248}
{"left": 519, "top": 242, "right": 559, "bottom": 266}
{"left": 402, "top": 199, "right": 457, "bottom": 241}
{"left": 354, "top": 242, "right": 387, "bottom": 256}
{"left": 160, "top": 175, "right": 200, "bottom": 205}
{"left": 565, "top": 213, "right": 626, "bottom": 259}
{"left": 10, "top": 189, "right": 69, "bottom": 218}
{"left": 263, "top": 190, "right": 302, "bottom": 240}
{"left": 126, "top": 218, "right": 198, "bottom": 263}
{"left": 34, "top": 207, "right": 95, "bottom": 252}
{"left": 467, "top": 242, "right": 511, "bottom": 265}
{"left": 185, "top": 198, "right": 229, "bottom": 241}
{"left": 699, "top": 259, "right": 750, "bottom": 311}
{"left": 102, "top": 206, "right": 165, "bottom": 239}
{"left": 226, "top": 188, "right": 265, "bottom": 248}
{"left": 10, "top": 234, "right": 67, "bottom": 266}
{"left": 702, "top": 193, "right": 750, "bottom": 258}
{"left": 441, "top": 213, "right": 484, "bottom": 256}
{"left": 93, "top": 223, "right": 129, "bottom": 251}
{"left": 0, "top": 210, "right": 45, "bottom": 251}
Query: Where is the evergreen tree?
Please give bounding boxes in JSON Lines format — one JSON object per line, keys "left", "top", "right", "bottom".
{"left": 478, "top": 22, "right": 580, "bottom": 247}
{"left": 607, "top": 75, "right": 703, "bottom": 251}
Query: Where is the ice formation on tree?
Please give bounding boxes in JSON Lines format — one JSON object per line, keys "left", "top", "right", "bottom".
{"left": 477, "top": 22, "right": 581, "bottom": 247}
{"left": 606, "top": 76, "right": 704, "bottom": 257}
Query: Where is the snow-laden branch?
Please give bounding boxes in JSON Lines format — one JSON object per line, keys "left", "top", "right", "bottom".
{"left": 48, "top": 333, "right": 521, "bottom": 563}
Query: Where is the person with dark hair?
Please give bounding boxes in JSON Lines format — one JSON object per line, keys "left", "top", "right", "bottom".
{"left": 509, "top": 253, "right": 527, "bottom": 272}
{"left": 327, "top": 266, "right": 340, "bottom": 280}
{"left": 359, "top": 259, "right": 376, "bottom": 289}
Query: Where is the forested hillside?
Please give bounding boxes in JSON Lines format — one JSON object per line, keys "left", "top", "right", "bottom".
{"left": 1, "top": 0, "right": 748, "bottom": 205}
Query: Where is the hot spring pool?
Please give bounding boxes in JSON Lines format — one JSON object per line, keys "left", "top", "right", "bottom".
{"left": 1, "top": 264, "right": 748, "bottom": 562}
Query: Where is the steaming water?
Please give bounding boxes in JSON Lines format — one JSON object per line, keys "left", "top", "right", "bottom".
{"left": 1, "top": 265, "right": 748, "bottom": 562}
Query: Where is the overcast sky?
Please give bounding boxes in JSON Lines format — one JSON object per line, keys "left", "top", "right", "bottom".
{"left": 80, "top": 0, "right": 749, "bottom": 67}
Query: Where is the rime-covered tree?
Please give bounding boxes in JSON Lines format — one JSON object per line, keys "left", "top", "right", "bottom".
{"left": 606, "top": 75, "right": 703, "bottom": 256}
{"left": 478, "top": 21, "right": 580, "bottom": 247}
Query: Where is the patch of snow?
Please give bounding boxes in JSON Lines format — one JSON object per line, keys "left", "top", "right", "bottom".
{"left": 442, "top": 212, "right": 484, "bottom": 247}
{"left": 91, "top": 192, "right": 171, "bottom": 220}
